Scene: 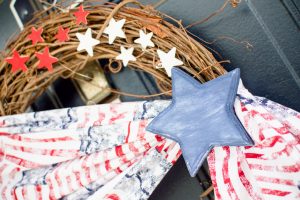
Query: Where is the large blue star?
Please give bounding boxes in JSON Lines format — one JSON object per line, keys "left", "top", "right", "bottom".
{"left": 146, "top": 68, "right": 254, "bottom": 177}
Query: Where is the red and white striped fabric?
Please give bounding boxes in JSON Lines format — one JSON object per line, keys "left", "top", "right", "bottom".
{"left": 0, "top": 101, "right": 180, "bottom": 200}
{"left": 208, "top": 84, "right": 300, "bottom": 200}
{"left": 0, "top": 83, "right": 299, "bottom": 200}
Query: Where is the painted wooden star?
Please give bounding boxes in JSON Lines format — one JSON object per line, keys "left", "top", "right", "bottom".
{"left": 103, "top": 18, "right": 126, "bottom": 44}
{"left": 73, "top": 5, "right": 90, "bottom": 25}
{"left": 35, "top": 47, "right": 58, "bottom": 71}
{"left": 28, "top": 27, "right": 44, "bottom": 45}
{"left": 5, "top": 50, "right": 29, "bottom": 73}
{"left": 157, "top": 47, "right": 183, "bottom": 77}
{"left": 55, "top": 26, "right": 70, "bottom": 42}
{"left": 116, "top": 46, "right": 136, "bottom": 67}
{"left": 76, "top": 28, "right": 100, "bottom": 56}
{"left": 134, "top": 30, "right": 154, "bottom": 50}
{"left": 146, "top": 68, "right": 254, "bottom": 177}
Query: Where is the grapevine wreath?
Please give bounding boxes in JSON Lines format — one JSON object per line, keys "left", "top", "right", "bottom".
{"left": 0, "top": 0, "right": 227, "bottom": 116}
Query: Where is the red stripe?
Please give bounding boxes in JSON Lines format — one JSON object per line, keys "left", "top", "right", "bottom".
{"left": 84, "top": 166, "right": 92, "bottom": 184}
{"left": 155, "top": 135, "right": 164, "bottom": 142}
{"left": 105, "top": 160, "right": 112, "bottom": 171}
{"left": 137, "top": 120, "right": 147, "bottom": 139}
{"left": 0, "top": 151, "right": 40, "bottom": 168}
{"left": 74, "top": 171, "right": 83, "bottom": 187}
{"left": 54, "top": 169, "right": 63, "bottom": 198}
{"left": 1, "top": 185, "right": 8, "bottom": 200}
{"left": 143, "top": 142, "right": 151, "bottom": 151}
{"left": 35, "top": 185, "right": 43, "bottom": 200}
{"left": 128, "top": 143, "right": 139, "bottom": 153}
{"left": 115, "top": 145, "right": 124, "bottom": 157}
{"left": 261, "top": 188, "right": 291, "bottom": 196}
{"left": 222, "top": 147, "right": 239, "bottom": 200}
{"left": 115, "top": 167, "right": 123, "bottom": 174}
{"left": 125, "top": 121, "right": 131, "bottom": 143}
{"left": 22, "top": 186, "right": 27, "bottom": 200}
{"left": 105, "top": 194, "right": 120, "bottom": 200}
{"left": 207, "top": 149, "right": 222, "bottom": 199}
{"left": 65, "top": 175, "right": 74, "bottom": 192}
{"left": 248, "top": 162, "right": 300, "bottom": 173}
{"left": 256, "top": 176, "right": 295, "bottom": 186}
{"left": 4, "top": 144, "right": 80, "bottom": 158}
{"left": 0, "top": 163, "right": 7, "bottom": 182}
{"left": 236, "top": 148, "right": 263, "bottom": 200}
{"left": 9, "top": 134, "right": 74, "bottom": 142}
{"left": 0, "top": 132, "right": 10, "bottom": 136}
{"left": 245, "top": 153, "right": 264, "bottom": 159}
{"left": 93, "top": 112, "right": 105, "bottom": 126}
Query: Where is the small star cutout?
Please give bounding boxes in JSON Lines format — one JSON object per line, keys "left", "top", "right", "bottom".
{"left": 134, "top": 30, "right": 154, "bottom": 50}
{"left": 55, "top": 26, "right": 70, "bottom": 42}
{"left": 103, "top": 18, "right": 126, "bottom": 44}
{"left": 116, "top": 46, "right": 136, "bottom": 67}
{"left": 5, "top": 50, "right": 29, "bottom": 73}
{"left": 35, "top": 47, "right": 58, "bottom": 71}
{"left": 157, "top": 47, "right": 183, "bottom": 77}
{"left": 76, "top": 28, "right": 100, "bottom": 56}
{"left": 146, "top": 68, "right": 254, "bottom": 177}
{"left": 28, "top": 27, "right": 44, "bottom": 45}
{"left": 73, "top": 5, "right": 90, "bottom": 25}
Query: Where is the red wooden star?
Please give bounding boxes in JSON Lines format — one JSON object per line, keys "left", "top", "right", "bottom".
{"left": 28, "top": 27, "right": 44, "bottom": 45}
{"left": 55, "top": 26, "right": 70, "bottom": 42}
{"left": 5, "top": 50, "right": 29, "bottom": 73}
{"left": 73, "top": 5, "right": 89, "bottom": 25}
{"left": 35, "top": 47, "right": 58, "bottom": 71}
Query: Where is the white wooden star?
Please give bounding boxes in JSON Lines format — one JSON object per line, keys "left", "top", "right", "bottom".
{"left": 157, "top": 47, "right": 183, "bottom": 77}
{"left": 103, "top": 18, "right": 126, "bottom": 44}
{"left": 116, "top": 46, "right": 136, "bottom": 67}
{"left": 76, "top": 28, "right": 100, "bottom": 56}
{"left": 134, "top": 30, "right": 154, "bottom": 50}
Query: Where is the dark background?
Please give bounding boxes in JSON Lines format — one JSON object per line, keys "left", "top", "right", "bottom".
{"left": 1, "top": 0, "right": 299, "bottom": 199}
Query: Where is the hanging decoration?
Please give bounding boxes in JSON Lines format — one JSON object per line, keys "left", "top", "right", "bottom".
{"left": 5, "top": 51, "right": 29, "bottom": 73}
{"left": 27, "top": 27, "right": 44, "bottom": 45}
{"left": 75, "top": 28, "right": 100, "bottom": 57}
{"left": 134, "top": 30, "right": 155, "bottom": 50}
{"left": 35, "top": 47, "right": 58, "bottom": 71}
{"left": 55, "top": 26, "right": 70, "bottom": 42}
{"left": 147, "top": 68, "right": 254, "bottom": 177}
{"left": 0, "top": 0, "right": 299, "bottom": 200}
{"left": 116, "top": 46, "right": 136, "bottom": 66}
{"left": 73, "top": 5, "right": 90, "bottom": 25}
{"left": 156, "top": 47, "right": 183, "bottom": 77}
{"left": 103, "top": 18, "right": 126, "bottom": 44}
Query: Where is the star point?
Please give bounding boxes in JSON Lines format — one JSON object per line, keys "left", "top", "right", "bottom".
{"left": 157, "top": 47, "right": 183, "bottom": 77}
{"left": 134, "top": 30, "right": 154, "bottom": 50}
{"left": 146, "top": 68, "right": 254, "bottom": 177}
{"left": 35, "top": 47, "right": 58, "bottom": 71}
{"left": 103, "top": 18, "right": 126, "bottom": 44}
{"left": 5, "top": 50, "right": 29, "bottom": 73}
{"left": 73, "top": 5, "right": 90, "bottom": 25}
{"left": 76, "top": 28, "right": 100, "bottom": 57}
{"left": 55, "top": 26, "right": 70, "bottom": 42}
{"left": 116, "top": 46, "right": 136, "bottom": 67}
{"left": 28, "top": 27, "right": 44, "bottom": 45}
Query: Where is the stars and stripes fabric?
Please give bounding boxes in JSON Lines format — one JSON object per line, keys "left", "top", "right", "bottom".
{"left": 0, "top": 101, "right": 180, "bottom": 200}
{"left": 208, "top": 83, "right": 300, "bottom": 200}
{"left": 0, "top": 82, "right": 299, "bottom": 200}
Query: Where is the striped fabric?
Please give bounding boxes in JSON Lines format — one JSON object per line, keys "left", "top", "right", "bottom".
{"left": 208, "top": 83, "right": 300, "bottom": 200}
{"left": 0, "top": 83, "right": 299, "bottom": 200}
{"left": 0, "top": 101, "right": 180, "bottom": 200}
